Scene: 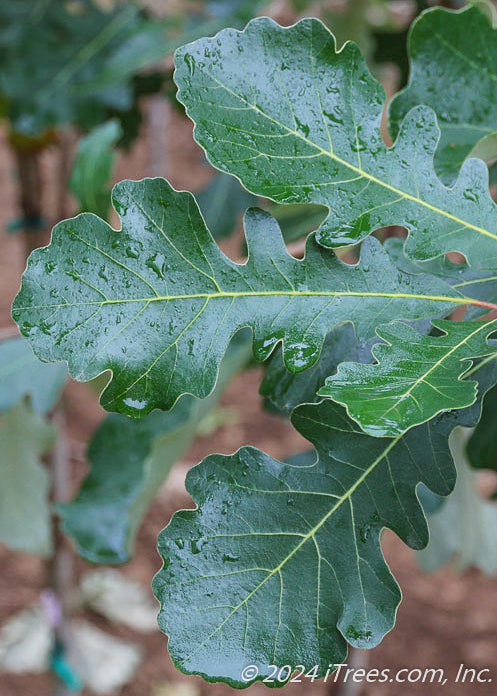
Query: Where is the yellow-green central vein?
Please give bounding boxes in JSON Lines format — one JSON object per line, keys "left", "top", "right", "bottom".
{"left": 381, "top": 317, "right": 497, "bottom": 418}
{"left": 14, "top": 289, "right": 497, "bottom": 312}
{"left": 179, "top": 434, "right": 401, "bottom": 667}
{"left": 194, "top": 68, "right": 497, "bottom": 244}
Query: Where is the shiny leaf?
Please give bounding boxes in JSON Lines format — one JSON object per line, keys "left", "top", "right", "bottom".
{"left": 320, "top": 320, "right": 497, "bottom": 436}
{"left": 467, "top": 374, "right": 497, "bottom": 472}
{"left": 261, "top": 323, "right": 373, "bottom": 414}
{"left": 12, "top": 178, "right": 466, "bottom": 417}
{"left": 384, "top": 237, "right": 497, "bottom": 321}
{"left": 154, "top": 396, "right": 479, "bottom": 685}
{"left": 174, "top": 17, "right": 497, "bottom": 267}
{"left": 389, "top": 5, "right": 497, "bottom": 184}
{"left": 58, "top": 332, "right": 251, "bottom": 564}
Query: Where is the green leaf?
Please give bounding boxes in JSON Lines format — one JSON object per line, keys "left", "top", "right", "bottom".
{"left": 154, "top": 359, "right": 497, "bottom": 683}
{"left": 389, "top": 5, "right": 497, "bottom": 184}
{"left": 0, "top": 1, "right": 171, "bottom": 136}
{"left": 417, "top": 483, "right": 445, "bottom": 516}
{"left": 0, "top": 337, "right": 66, "bottom": 414}
{"left": 58, "top": 332, "right": 251, "bottom": 564}
{"left": 467, "top": 376, "right": 497, "bottom": 471}
{"left": 0, "top": 0, "right": 269, "bottom": 137}
{"left": 419, "top": 427, "right": 497, "bottom": 575}
{"left": 268, "top": 202, "right": 327, "bottom": 245}
{"left": 195, "top": 172, "right": 257, "bottom": 239}
{"left": 174, "top": 17, "right": 497, "bottom": 268}
{"left": 0, "top": 402, "right": 55, "bottom": 556}
{"left": 261, "top": 323, "right": 372, "bottom": 414}
{"left": 77, "top": 16, "right": 173, "bottom": 96}
{"left": 12, "top": 178, "right": 467, "bottom": 417}
{"left": 320, "top": 320, "right": 497, "bottom": 437}
{"left": 153, "top": 397, "right": 472, "bottom": 685}
{"left": 100, "top": 71, "right": 166, "bottom": 150}
{"left": 384, "top": 237, "right": 497, "bottom": 321}
{"left": 70, "top": 119, "right": 122, "bottom": 219}
{"left": 467, "top": 132, "right": 497, "bottom": 172}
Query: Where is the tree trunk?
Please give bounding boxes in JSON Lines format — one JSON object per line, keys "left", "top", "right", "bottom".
{"left": 13, "top": 146, "right": 48, "bottom": 257}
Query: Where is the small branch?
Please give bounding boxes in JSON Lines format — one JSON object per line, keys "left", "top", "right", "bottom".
{"left": 11, "top": 144, "right": 48, "bottom": 258}
{"left": 13, "top": 146, "right": 42, "bottom": 227}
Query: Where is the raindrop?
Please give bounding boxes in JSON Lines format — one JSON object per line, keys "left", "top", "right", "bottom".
{"left": 191, "top": 538, "right": 207, "bottom": 554}
{"left": 185, "top": 54, "right": 196, "bottom": 76}
{"left": 295, "top": 116, "right": 310, "bottom": 138}
{"left": 222, "top": 553, "right": 240, "bottom": 562}
{"left": 463, "top": 188, "right": 478, "bottom": 203}
{"left": 123, "top": 397, "right": 149, "bottom": 412}
{"left": 126, "top": 245, "right": 140, "bottom": 259}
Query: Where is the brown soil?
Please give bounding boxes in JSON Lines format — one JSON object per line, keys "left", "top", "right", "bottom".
{"left": 1, "top": 103, "right": 497, "bottom": 696}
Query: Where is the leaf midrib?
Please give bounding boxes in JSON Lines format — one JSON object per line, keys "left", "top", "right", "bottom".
{"left": 15, "top": 288, "right": 492, "bottom": 312}
{"left": 187, "top": 62, "right": 497, "bottom": 243}
{"left": 378, "top": 318, "right": 497, "bottom": 420}
{"left": 178, "top": 434, "right": 401, "bottom": 667}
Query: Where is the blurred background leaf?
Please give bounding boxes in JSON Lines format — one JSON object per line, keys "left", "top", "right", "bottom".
{"left": 0, "top": 337, "right": 66, "bottom": 414}
{"left": 70, "top": 119, "right": 122, "bottom": 218}
{"left": 0, "top": 402, "right": 55, "bottom": 556}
